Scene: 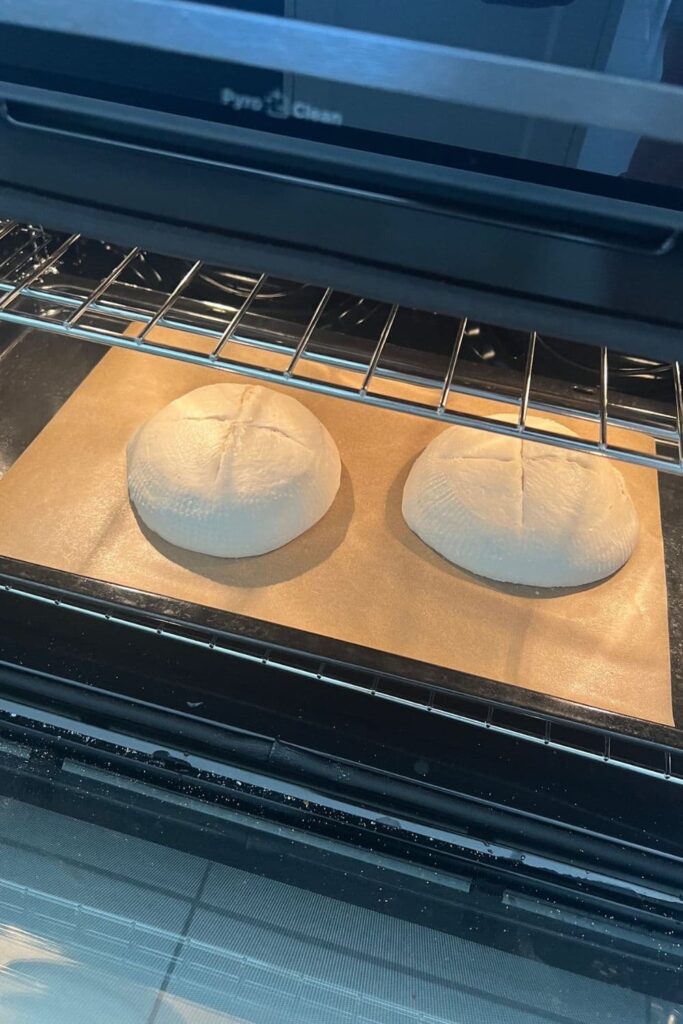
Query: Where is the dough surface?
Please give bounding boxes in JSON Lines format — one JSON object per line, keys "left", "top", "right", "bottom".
{"left": 402, "top": 417, "right": 639, "bottom": 587}
{"left": 128, "top": 383, "right": 341, "bottom": 557}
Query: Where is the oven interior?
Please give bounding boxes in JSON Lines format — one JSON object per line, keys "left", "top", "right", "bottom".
{"left": 0, "top": 218, "right": 681, "bottom": 767}
{"left": 0, "top": 209, "right": 681, "bottom": 1015}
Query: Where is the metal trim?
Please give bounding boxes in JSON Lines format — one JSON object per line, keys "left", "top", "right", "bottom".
{"left": 3, "top": 0, "right": 683, "bottom": 144}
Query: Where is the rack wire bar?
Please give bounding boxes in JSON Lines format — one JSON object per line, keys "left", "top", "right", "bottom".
{"left": 0, "top": 221, "right": 17, "bottom": 244}
{"left": 360, "top": 303, "right": 399, "bottom": 394}
{"left": 518, "top": 331, "right": 537, "bottom": 430}
{"left": 438, "top": 317, "right": 468, "bottom": 413}
{"left": 135, "top": 259, "right": 202, "bottom": 341}
{"left": 285, "top": 286, "right": 333, "bottom": 377}
{"left": 211, "top": 272, "right": 267, "bottom": 360}
{"left": 0, "top": 229, "right": 51, "bottom": 279}
{"left": 66, "top": 246, "right": 141, "bottom": 327}
{"left": 0, "top": 224, "right": 681, "bottom": 476}
{"left": 599, "top": 347, "right": 609, "bottom": 450}
{"left": 674, "top": 362, "right": 683, "bottom": 469}
{"left": 0, "top": 232, "right": 81, "bottom": 311}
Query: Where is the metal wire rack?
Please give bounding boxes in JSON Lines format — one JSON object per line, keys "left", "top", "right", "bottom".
{"left": 0, "top": 221, "right": 681, "bottom": 475}
{"left": 2, "top": 572, "right": 681, "bottom": 784}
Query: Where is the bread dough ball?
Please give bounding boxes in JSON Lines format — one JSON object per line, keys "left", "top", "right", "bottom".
{"left": 402, "top": 417, "right": 639, "bottom": 587}
{"left": 128, "top": 383, "right": 341, "bottom": 557}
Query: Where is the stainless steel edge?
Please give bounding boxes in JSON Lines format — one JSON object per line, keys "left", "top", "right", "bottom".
{"left": 3, "top": 0, "right": 683, "bottom": 144}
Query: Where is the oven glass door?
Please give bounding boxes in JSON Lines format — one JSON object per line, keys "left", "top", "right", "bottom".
{"left": 287, "top": 0, "right": 683, "bottom": 194}
{"left": 0, "top": 721, "right": 680, "bottom": 1024}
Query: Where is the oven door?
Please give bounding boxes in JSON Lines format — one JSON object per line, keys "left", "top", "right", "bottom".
{"left": 1, "top": 0, "right": 683, "bottom": 360}
{"left": 0, "top": 655, "right": 680, "bottom": 1024}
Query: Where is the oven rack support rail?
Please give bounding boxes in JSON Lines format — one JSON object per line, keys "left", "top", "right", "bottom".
{"left": 0, "top": 221, "right": 681, "bottom": 475}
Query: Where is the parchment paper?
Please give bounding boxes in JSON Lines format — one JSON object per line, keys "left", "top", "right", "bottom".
{"left": 0, "top": 338, "right": 672, "bottom": 724}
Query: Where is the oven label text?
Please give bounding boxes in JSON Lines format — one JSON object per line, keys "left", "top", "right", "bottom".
{"left": 220, "top": 87, "right": 343, "bottom": 126}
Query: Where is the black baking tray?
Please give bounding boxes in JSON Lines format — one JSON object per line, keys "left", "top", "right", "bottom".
{"left": 0, "top": 326, "right": 682, "bottom": 753}
{"left": 3, "top": 320, "right": 683, "bottom": 959}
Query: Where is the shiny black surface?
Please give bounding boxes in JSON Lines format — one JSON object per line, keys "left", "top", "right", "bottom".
{"left": 0, "top": 328, "right": 105, "bottom": 477}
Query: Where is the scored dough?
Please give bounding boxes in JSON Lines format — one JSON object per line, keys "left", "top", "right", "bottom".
{"left": 127, "top": 383, "right": 341, "bottom": 557}
{"left": 402, "top": 417, "right": 639, "bottom": 587}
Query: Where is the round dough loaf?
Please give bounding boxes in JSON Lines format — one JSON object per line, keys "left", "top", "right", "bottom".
{"left": 402, "top": 417, "right": 639, "bottom": 587}
{"left": 127, "top": 383, "right": 341, "bottom": 557}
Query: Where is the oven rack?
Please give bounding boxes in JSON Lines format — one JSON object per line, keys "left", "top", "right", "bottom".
{"left": 2, "top": 570, "right": 681, "bottom": 786}
{"left": 0, "top": 221, "right": 681, "bottom": 475}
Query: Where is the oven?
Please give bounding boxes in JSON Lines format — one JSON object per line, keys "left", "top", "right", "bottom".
{"left": 0, "top": 2, "right": 681, "bottom": 1021}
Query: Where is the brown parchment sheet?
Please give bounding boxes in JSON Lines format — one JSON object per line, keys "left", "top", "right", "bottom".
{"left": 0, "top": 336, "right": 672, "bottom": 724}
